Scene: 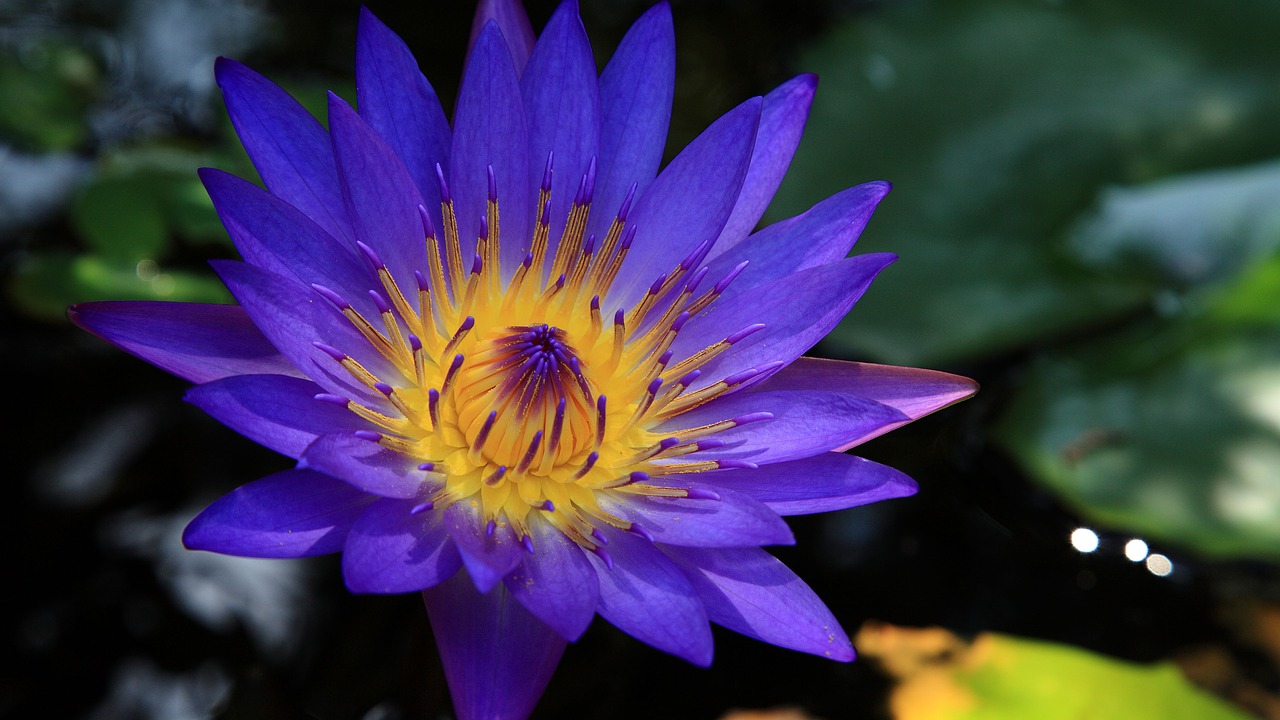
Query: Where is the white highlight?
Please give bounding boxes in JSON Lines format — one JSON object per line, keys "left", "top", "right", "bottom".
{"left": 1124, "top": 539, "right": 1150, "bottom": 562}
{"left": 1071, "top": 527, "right": 1099, "bottom": 553}
{"left": 1146, "top": 554, "right": 1173, "bottom": 577}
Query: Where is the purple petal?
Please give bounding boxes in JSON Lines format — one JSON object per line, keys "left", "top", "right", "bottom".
{"left": 199, "top": 168, "right": 379, "bottom": 318}
{"left": 184, "top": 374, "right": 367, "bottom": 459}
{"left": 657, "top": 388, "right": 908, "bottom": 465}
{"left": 444, "top": 501, "right": 525, "bottom": 593}
{"left": 588, "top": 527, "right": 713, "bottom": 666}
{"left": 608, "top": 97, "right": 761, "bottom": 309}
{"left": 598, "top": 484, "right": 794, "bottom": 548}
{"left": 674, "top": 253, "right": 897, "bottom": 393}
{"left": 212, "top": 260, "right": 402, "bottom": 402}
{"left": 299, "top": 432, "right": 434, "bottom": 499}
{"left": 667, "top": 545, "right": 854, "bottom": 661}
{"left": 452, "top": 20, "right": 530, "bottom": 278}
{"left": 467, "top": 0, "right": 535, "bottom": 77}
{"left": 592, "top": 2, "right": 674, "bottom": 240}
{"left": 521, "top": 0, "right": 600, "bottom": 257}
{"left": 355, "top": 7, "right": 451, "bottom": 223}
{"left": 423, "top": 570, "right": 564, "bottom": 720}
{"left": 711, "top": 74, "right": 818, "bottom": 253}
{"left": 761, "top": 358, "right": 978, "bottom": 442}
{"left": 182, "top": 469, "right": 373, "bottom": 558}
{"left": 214, "top": 58, "right": 352, "bottom": 243}
{"left": 699, "top": 452, "right": 917, "bottom": 516}
{"left": 504, "top": 518, "right": 597, "bottom": 641}
{"left": 703, "top": 181, "right": 892, "bottom": 305}
{"left": 342, "top": 498, "right": 461, "bottom": 593}
{"left": 68, "top": 301, "right": 297, "bottom": 384}
{"left": 328, "top": 93, "right": 427, "bottom": 300}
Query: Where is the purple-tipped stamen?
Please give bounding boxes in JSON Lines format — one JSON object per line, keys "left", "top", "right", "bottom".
{"left": 685, "top": 487, "right": 722, "bottom": 501}
{"left": 311, "top": 284, "right": 350, "bottom": 310}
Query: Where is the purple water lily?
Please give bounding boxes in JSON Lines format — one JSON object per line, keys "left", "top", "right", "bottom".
{"left": 70, "top": 1, "right": 975, "bottom": 717}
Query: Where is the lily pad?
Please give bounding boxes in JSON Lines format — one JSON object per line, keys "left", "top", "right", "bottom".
{"left": 857, "top": 623, "right": 1246, "bottom": 720}
{"left": 772, "top": 0, "right": 1280, "bottom": 365}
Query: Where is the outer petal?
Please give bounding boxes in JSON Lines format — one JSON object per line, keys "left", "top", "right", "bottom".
{"left": 592, "top": 1, "right": 674, "bottom": 240}
{"left": 711, "top": 74, "right": 818, "bottom": 253}
{"left": 342, "top": 498, "right": 461, "bottom": 593}
{"left": 588, "top": 527, "right": 713, "bottom": 666}
{"left": 762, "top": 358, "right": 979, "bottom": 441}
{"left": 674, "top": 253, "right": 897, "bottom": 393}
{"left": 200, "top": 168, "right": 379, "bottom": 318}
{"left": 452, "top": 21, "right": 530, "bottom": 278}
{"left": 215, "top": 58, "right": 352, "bottom": 243}
{"left": 608, "top": 97, "right": 761, "bottom": 309}
{"left": 703, "top": 181, "right": 891, "bottom": 306}
{"left": 356, "top": 7, "right": 451, "bottom": 222}
{"left": 598, "top": 484, "right": 794, "bottom": 548}
{"left": 299, "top": 432, "right": 437, "bottom": 499}
{"left": 212, "top": 260, "right": 401, "bottom": 402}
{"left": 667, "top": 546, "right": 854, "bottom": 661}
{"left": 184, "top": 374, "right": 367, "bottom": 459}
{"left": 699, "top": 452, "right": 918, "bottom": 516}
{"left": 423, "top": 571, "right": 565, "bottom": 720}
{"left": 444, "top": 501, "right": 525, "bottom": 593}
{"left": 467, "top": 0, "right": 535, "bottom": 76}
{"left": 503, "top": 517, "right": 598, "bottom": 641}
{"left": 521, "top": 0, "right": 600, "bottom": 257}
{"left": 182, "top": 469, "right": 373, "bottom": 558}
{"left": 329, "top": 93, "right": 427, "bottom": 300}
{"left": 658, "top": 387, "right": 908, "bottom": 465}
{"left": 68, "top": 301, "right": 297, "bottom": 383}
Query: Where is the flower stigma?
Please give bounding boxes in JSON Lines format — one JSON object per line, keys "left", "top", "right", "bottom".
{"left": 311, "top": 158, "right": 771, "bottom": 555}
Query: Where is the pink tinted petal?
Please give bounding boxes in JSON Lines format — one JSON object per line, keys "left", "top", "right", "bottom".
{"left": 299, "top": 433, "right": 435, "bottom": 499}
{"left": 703, "top": 181, "right": 891, "bottom": 306}
{"left": 667, "top": 545, "right": 854, "bottom": 661}
{"left": 329, "top": 93, "right": 427, "bottom": 300}
{"left": 607, "top": 97, "right": 761, "bottom": 309}
{"left": 504, "top": 518, "right": 597, "bottom": 641}
{"left": 521, "top": 0, "right": 600, "bottom": 258}
{"left": 423, "top": 571, "right": 565, "bottom": 720}
{"left": 588, "top": 527, "right": 713, "bottom": 666}
{"left": 659, "top": 387, "right": 907, "bottom": 465}
{"left": 342, "top": 498, "right": 461, "bottom": 593}
{"left": 598, "top": 484, "right": 794, "bottom": 548}
{"left": 212, "top": 260, "right": 401, "bottom": 402}
{"left": 467, "top": 0, "right": 535, "bottom": 76}
{"left": 214, "top": 58, "right": 352, "bottom": 243}
{"left": 704, "top": 452, "right": 917, "bottom": 516}
{"left": 674, "top": 253, "right": 897, "bottom": 393}
{"left": 356, "top": 7, "right": 451, "bottom": 220}
{"left": 184, "top": 374, "right": 367, "bottom": 459}
{"left": 590, "top": 1, "right": 674, "bottom": 240}
{"left": 200, "top": 168, "right": 379, "bottom": 318}
{"left": 68, "top": 301, "right": 297, "bottom": 383}
{"left": 182, "top": 469, "right": 373, "bottom": 558}
{"left": 711, "top": 74, "right": 818, "bottom": 253}
{"left": 452, "top": 20, "right": 531, "bottom": 277}
{"left": 765, "top": 358, "right": 978, "bottom": 440}
{"left": 444, "top": 501, "right": 525, "bottom": 593}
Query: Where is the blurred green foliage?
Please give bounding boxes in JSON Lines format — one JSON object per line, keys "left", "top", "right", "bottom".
{"left": 0, "top": 39, "right": 98, "bottom": 152}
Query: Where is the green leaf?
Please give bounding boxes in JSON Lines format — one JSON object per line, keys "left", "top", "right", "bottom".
{"left": 775, "top": 0, "right": 1280, "bottom": 365}
{"left": 0, "top": 41, "right": 98, "bottom": 151}
{"left": 859, "top": 624, "right": 1247, "bottom": 720}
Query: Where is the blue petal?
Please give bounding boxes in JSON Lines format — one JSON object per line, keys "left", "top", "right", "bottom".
{"left": 183, "top": 469, "right": 373, "bottom": 558}
{"left": 356, "top": 7, "right": 451, "bottom": 225}
{"left": 667, "top": 545, "right": 854, "bottom": 661}
{"left": 504, "top": 517, "right": 597, "bottom": 641}
{"left": 588, "top": 527, "right": 713, "bottom": 665}
{"left": 186, "top": 374, "right": 369, "bottom": 459}
{"left": 521, "top": 0, "right": 600, "bottom": 262}
{"left": 444, "top": 501, "right": 525, "bottom": 593}
{"left": 342, "top": 498, "right": 461, "bottom": 593}
{"left": 598, "top": 484, "right": 794, "bottom": 548}
{"left": 215, "top": 58, "right": 353, "bottom": 243}
{"left": 702, "top": 452, "right": 917, "bottom": 516}
{"left": 467, "top": 0, "right": 535, "bottom": 76}
{"left": 423, "top": 571, "right": 565, "bottom": 720}
{"left": 591, "top": 2, "right": 674, "bottom": 241}
{"left": 299, "top": 432, "right": 435, "bottom": 499}
{"left": 68, "top": 301, "right": 296, "bottom": 384}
